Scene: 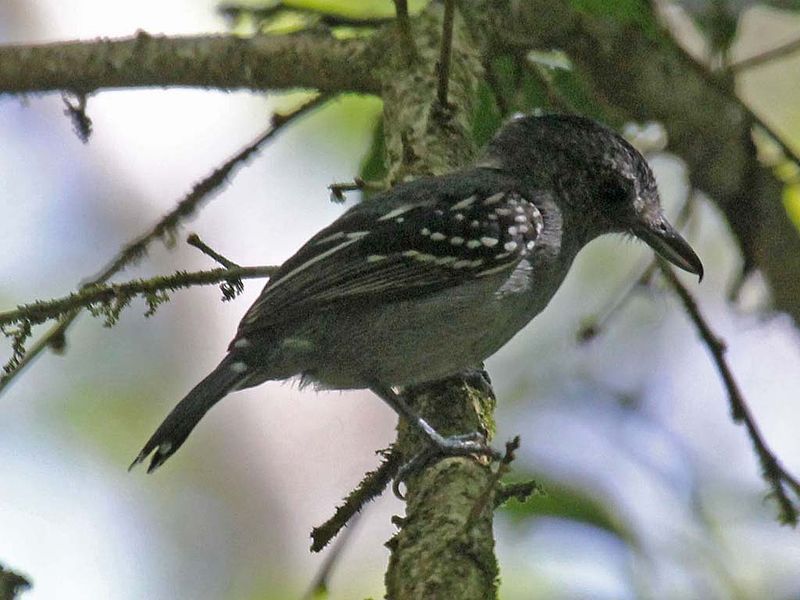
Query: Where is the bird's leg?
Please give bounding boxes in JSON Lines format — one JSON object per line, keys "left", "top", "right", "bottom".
{"left": 369, "top": 382, "right": 500, "bottom": 497}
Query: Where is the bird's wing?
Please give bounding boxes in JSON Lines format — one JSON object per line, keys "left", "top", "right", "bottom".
{"left": 231, "top": 183, "right": 543, "bottom": 344}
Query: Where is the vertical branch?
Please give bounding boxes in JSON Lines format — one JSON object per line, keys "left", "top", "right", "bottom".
{"left": 659, "top": 262, "right": 800, "bottom": 525}
{"left": 436, "top": 0, "right": 456, "bottom": 108}
{"left": 379, "top": 3, "right": 498, "bottom": 597}
{"left": 393, "top": 0, "right": 417, "bottom": 59}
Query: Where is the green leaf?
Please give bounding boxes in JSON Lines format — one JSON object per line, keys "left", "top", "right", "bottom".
{"left": 234, "top": 0, "right": 429, "bottom": 20}
{"left": 783, "top": 183, "right": 800, "bottom": 233}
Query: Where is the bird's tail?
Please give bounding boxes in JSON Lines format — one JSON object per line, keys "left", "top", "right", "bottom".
{"left": 130, "top": 357, "right": 247, "bottom": 473}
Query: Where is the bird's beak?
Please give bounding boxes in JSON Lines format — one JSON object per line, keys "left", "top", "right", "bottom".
{"left": 634, "top": 216, "right": 704, "bottom": 281}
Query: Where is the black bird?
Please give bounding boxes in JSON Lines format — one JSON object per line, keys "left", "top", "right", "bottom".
{"left": 131, "top": 114, "right": 703, "bottom": 473}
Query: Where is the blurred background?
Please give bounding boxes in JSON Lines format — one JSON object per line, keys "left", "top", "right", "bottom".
{"left": 0, "top": 1, "right": 799, "bottom": 598}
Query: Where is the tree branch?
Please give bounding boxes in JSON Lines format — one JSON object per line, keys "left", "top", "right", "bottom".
{"left": 311, "top": 447, "right": 402, "bottom": 552}
{"left": 376, "top": 4, "right": 502, "bottom": 598}
{"left": 659, "top": 262, "right": 800, "bottom": 525}
{"left": 728, "top": 34, "right": 800, "bottom": 73}
{"left": 0, "top": 31, "right": 380, "bottom": 95}
{"left": 436, "top": 0, "right": 456, "bottom": 108}
{"left": 0, "top": 265, "right": 276, "bottom": 330}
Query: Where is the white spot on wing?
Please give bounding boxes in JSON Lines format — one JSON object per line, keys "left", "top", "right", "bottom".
{"left": 256, "top": 236, "right": 361, "bottom": 301}
{"left": 233, "top": 338, "right": 250, "bottom": 349}
{"left": 367, "top": 255, "right": 386, "bottom": 262}
{"left": 466, "top": 240, "right": 482, "bottom": 249}
{"left": 450, "top": 237, "right": 464, "bottom": 246}
{"left": 430, "top": 232, "right": 446, "bottom": 241}
{"left": 483, "top": 192, "right": 505, "bottom": 205}
{"left": 450, "top": 195, "right": 477, "bottom": 210}
{"left": 231, "top": 361, "right": 248, "bottom": 373}
{"left": 504, "top": 241, "right": 518, "bottom": 252}
{"left": 476, "top": 263, "right": 514, "bottom": 277}
{"left": 314, "top": 231, "right": 345, "bottom": 245}
{"left": 378, "top": 205, "right": 417, "bottom": 221}
{"left": 480, "top": 237, "right": 499, "bottom": 247}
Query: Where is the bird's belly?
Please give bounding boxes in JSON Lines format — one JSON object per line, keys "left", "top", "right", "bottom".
{"left": 294, "top": 265, "right": 563, "bottom": 388}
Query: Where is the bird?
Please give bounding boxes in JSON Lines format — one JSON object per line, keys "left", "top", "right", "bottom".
{"left": 130, "top": 113, "right": 703, "bottom": 474}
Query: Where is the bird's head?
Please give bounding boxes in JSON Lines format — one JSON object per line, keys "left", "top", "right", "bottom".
{"left": 482, "top": 114, "right": 704, "bottom": 279}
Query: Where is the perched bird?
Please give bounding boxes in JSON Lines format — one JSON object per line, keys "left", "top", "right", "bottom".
{"left": 131, "top": 114, "right": 703, "bottom": 473}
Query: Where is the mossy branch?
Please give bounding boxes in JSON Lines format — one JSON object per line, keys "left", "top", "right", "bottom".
{"left": 0, "top": 32, "right": 379, "bottom": 95}
{"left": 0, "top": 266, "right": 276, "bottom": 330}
{"left": 0, "top": 266, "right": 275, "bottom": 377}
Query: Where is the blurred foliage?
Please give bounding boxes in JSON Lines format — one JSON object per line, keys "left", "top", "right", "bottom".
{"left": 783, "top": 183, "right": 800, "bottom": 230}
{"left": 570, "top": 0, "right": 656, "bottom": 32}
{"left": 220, "top": 0, "right": 429, "bottom": 34}
{"left": 358, "top": 118, "right": 388, "bottom": 187}
{"left": 675, "top": 0, "right": 800, "bottom": 57}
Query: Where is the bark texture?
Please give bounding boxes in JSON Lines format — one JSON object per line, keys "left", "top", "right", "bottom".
{"left": 378, "top": 5, "right": 501, "bottom": 599}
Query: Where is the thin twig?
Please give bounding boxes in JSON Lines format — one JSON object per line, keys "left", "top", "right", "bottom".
{"left": 302, "top": 512, "right": 363, "bottom": 600}
{"left": 728, "top": 35, "right": 800, "bottom": 73}
{"left": 187, "top": 233, "right": 240, "bottom": 269}
{"left": 464, "top": 436, "right": 520, "bottom": 532}
{"left": 327, "top": 177, "right": 384, "bottom": 203}
{"left": 0, "top": 266, "right": 276, "bottom": 329}
{"left": 0, "top": 94, "right": 329, "bottom": 395}
{"left": 659, "top": 261, "right": 800, "bottom": 525}
{"left": 436, "top": 0, "right": 456, "bottom": 108}
{"left": 61, "top": 91, "right": 92, "bottom": 143}
{"left": 493, "top": 479, "right": 542, "bottom": 509}
{"left": 392, "top": 0, "right": 417, "bottom": 60}
{"left": 186, "top": 234, "right": 247, "bottom": 300}
{"left": 311, "top": 447, "right": 402, "bottom": 552}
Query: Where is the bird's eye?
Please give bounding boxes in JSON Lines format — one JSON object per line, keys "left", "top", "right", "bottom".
{"left": 599, "top": 173, "right": 634, "bottom": 206}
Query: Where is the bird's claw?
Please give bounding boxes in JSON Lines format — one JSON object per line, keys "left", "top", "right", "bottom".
{"left": 392, "top": 431, "right": 501, "bottom": 499}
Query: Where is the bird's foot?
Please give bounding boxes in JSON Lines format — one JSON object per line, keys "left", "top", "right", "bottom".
{"left": 392, "top": 431, "right": 501, "bottom": 498}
